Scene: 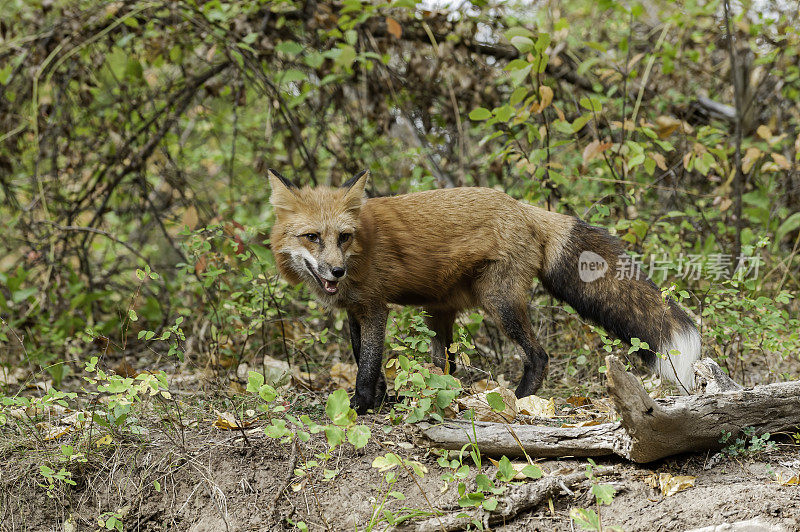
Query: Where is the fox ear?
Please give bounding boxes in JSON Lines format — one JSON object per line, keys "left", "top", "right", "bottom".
{"left": 341, "top": 170, "right": 369, "bottom": 212}
{"left": 268, "top": 169, "right": 299, "bottom": 211}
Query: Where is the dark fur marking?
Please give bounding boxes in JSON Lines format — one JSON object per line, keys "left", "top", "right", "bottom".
{"left": 269, "top": 168, "right": 299, "bottom": 189}
{"left": 540, "top": 219, "right": 695, "bottom": 370}
{"left": 341, "top": 170, "right": 368, "bottom": 189}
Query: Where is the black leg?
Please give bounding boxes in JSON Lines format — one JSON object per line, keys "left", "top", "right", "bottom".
{"left": 425, "top": 309, "right": 456, "bottom": 373}
{"left": 484, "top": 299, "right": 549, "bottom": 398}
{"left": 347, "top": 311, "right": 361, "bottom": 365}
{"left": 351, "top": 306, "right": 389, "bottom": 414}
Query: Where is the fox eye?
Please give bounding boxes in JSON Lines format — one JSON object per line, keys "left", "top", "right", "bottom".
{"left": 302, "top": 233, "right": 320, "bottom": 243}
{"left": 338, "top": 233, "right": 352, "bottom": 245}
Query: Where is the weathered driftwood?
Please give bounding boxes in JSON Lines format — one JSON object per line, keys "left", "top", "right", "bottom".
{"left": 417, "top": 419, "right": 627, "bottom": 458}
{"left": 418, "top": 356, "right": 800, "bottom": 463}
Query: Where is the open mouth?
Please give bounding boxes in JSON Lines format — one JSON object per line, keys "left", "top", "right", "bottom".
{"left": 304, "top": 260, "right": 339, "bottom": 294}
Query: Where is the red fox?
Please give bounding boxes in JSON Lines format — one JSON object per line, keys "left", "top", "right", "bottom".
{"left": 268, "top": 169, "right": 701, "bottom": 414}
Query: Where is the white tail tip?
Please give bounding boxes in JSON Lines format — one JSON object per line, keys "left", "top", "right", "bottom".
{"left": 656, "top": 326, "right": 702, "bottom": 394}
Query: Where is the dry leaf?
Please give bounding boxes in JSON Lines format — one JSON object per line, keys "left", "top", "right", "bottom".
{"left": 756, "top": 124, "right": 772, "bottom": 141}
{"left": 647, "top": 473, "right": 696, "bottom": 497}
{"left": 742, "top": 147, "right": 762, "bottom": 173}
{"left": 537, "top": 85, "right": 554, "bottom": 112}
{"left": 42, "top": 423, "right": 71, "bottom": 440}
{"left": 457, "top": 386, "right": 517, "bottom": 423}
{"left": 386, "top": 17, "right": 402, "bottom": 39}
{"left": 560, "top": 419, "right": 601, "bottom": 428}
{"left": 776, "top": 473, "right": 800, "bottom": 486}
{"left": 471, "top": 379, "right": 501, "bottom": 394}
{"left": 650, "top": 152, "right": 668, "bottom": 171}
{"left": 582, "top": 140, "right": 613, "bottom": 164}
{"left": 516, "top": 395, "right": 555, "bottom": 418}
{"left": 655, "top": 115, "right": 682, "bottom": 139}
{"left": 565, "top": 396, "right": 590, "bottom": 408}
{"left": 213, "top": 411, "right": 254, "bottom": 430}
{"left": 771, "top": 152, "right": 791, "bottom": 170}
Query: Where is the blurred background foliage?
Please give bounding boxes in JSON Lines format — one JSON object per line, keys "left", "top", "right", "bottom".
{"left": 1, "top": 0, "right": 799, "bottom": 394}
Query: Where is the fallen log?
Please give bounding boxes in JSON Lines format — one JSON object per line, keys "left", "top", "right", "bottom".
{"left": 418, "top": 356, "right": 800, "bottom": 463}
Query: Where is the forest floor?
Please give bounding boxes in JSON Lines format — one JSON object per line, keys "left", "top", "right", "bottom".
{"left": 3, "top": 376, "right": 800, "bottom": 532}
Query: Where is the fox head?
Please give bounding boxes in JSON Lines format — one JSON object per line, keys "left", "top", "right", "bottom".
{"left": 268, "top": 169, "right": 368, "bottom": 299}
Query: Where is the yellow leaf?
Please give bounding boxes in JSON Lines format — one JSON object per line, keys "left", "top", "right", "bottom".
{"left": 756, "top": 124, "right": 772, "bottom": 141}
{"left": 95, "top": 434, "right": 113, "bottom": 447}
{"left": 771, "top": 152, "right": 791, "bottom": 170}
{"left": 516, "top": 395, "right": 555, "bottom": 418}
{"left": 386, "top": 17, "right": 402, "bottom": 39}
{"left": 212, "top": 411, "right": 254, "bottom": 430}
{"left": 742, "top": 147, "right": 762, "bottom": 173}
{"left": 648, "top": 473, "right": 696, "bottom": 497}
{"left": 537, "top": 85, "right": 554, "bottom": 112}
{"left": 776, "top": 473, "right": 800, "bottom": 486}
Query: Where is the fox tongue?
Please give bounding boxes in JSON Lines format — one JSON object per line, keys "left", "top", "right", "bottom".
{"left": 323, "top": 279, "right": 338, "bottom": 294}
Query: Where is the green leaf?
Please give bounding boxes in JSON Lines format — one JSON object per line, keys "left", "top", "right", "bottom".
{"left": 469, "top": 107, "right": 492, "bottom": 121}
{"left": 258, "top": 384, "right": 277, "bottom": 402}
{"left": 496, "top": 455, "right": 515, "bottom": 482}
{"left": 592, "top": 483, "right": 616, "bottom": 505}
{"left": 372, "top": 453, "right": 402, "bottom": 472}
{"left": 347, "top": 424, "right": 371, "bottom": 449}
{"left": 486, "top": 391, "right": 506, "bottom": 412}
{"left": 325, "top": 389, "right": 353, "bottom": 426}
{"left": 246, "top": 371, "right": 264, "bottom": 393}
{"left": 510, "top": 36, "right": 534, "bottom": 53}
{"left": 324, "top": 425, "right": 345, "bottom": 448}
{"left": 570, "top": 508, "right": 601, "bottom": 530}
{"left": 276, "top": 41, "right": 304, "bottom": 55}
{"left": 775, "top": 212, "right": 800, "bottom": 244}
{"left": 579, "top": 96, "right": 602, "bottom": 112}
{"left": 521, "top": 464, "right": 543, "bottom": 479}
{"left": 0, "top": 63, "right": 13, "bottom": 85}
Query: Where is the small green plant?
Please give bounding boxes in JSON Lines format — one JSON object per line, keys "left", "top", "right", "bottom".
{"left": 720, "top": 426, "right": 775, "bottom": 457}
{"left": 570, "top": 459, "right": 620, "bottom": 532}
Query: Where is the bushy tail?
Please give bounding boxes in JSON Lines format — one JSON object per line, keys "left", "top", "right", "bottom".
{"left": 538, "top": 218, "right": 701, "bottom": 393}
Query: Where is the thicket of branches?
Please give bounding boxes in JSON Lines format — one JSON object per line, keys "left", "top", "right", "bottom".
{"left": 2, "top": 0, "right": 799, "bottom": 388}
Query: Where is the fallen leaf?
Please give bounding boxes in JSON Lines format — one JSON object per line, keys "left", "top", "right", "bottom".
{"left": 42, "top": 423, "right": 71, "bottom": 440}
{"left": 386, "top": 17, "right": 402, "bottom": 39}
{"left": 457, "top": 386, "right": 517, "bottom": 423}
{"left": 742, "top": 147, "right": 762, "bottom": 173}
{"left": 566, "top": 396, "right": 591, "bottom": 407}
{"left": 647, "top": 473, "right": 696, "bottom": 497}
{"left": 213, "top": 411, "right": 254, "bottom": 430}
{"left": 776, "top": 473, "right": 800, "bottom": 486}
{"left": 95, "top": 434, "right": 114, "bottom": 447}
{"left": 516, "top": 395, "right": 555, "bottom": 418}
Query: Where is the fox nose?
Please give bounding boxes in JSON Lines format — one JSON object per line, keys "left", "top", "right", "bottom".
{"left": 331, "top": 267, "right": 346, "bottom": 278}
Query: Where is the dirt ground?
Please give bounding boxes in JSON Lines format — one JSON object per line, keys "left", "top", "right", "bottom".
{"left": 3, "top": 410, "right": 799, "bottom": 532}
